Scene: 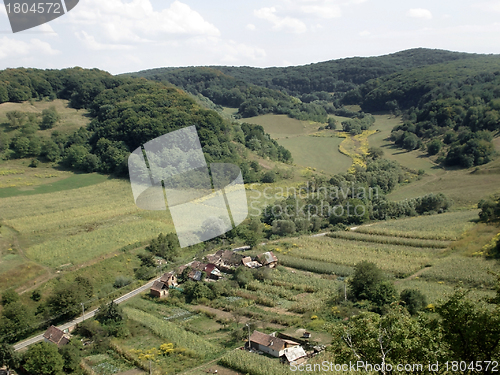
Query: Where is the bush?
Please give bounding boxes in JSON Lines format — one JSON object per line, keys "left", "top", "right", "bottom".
{"left": 400, "top": 289, "right": 427, "bottom": 315}
{"left": 113, "top": 276, "right": 132, "bottom": 288}
{"left": 427, "top": 139, "right": 443, "bottom": 155}
{"left": 272, "top": 220, "right": 296, "bottom": 236}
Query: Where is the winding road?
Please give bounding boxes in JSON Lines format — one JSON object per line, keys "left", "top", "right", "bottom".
{"left": 13, "top": 278, "right": 158, "bottom": 351}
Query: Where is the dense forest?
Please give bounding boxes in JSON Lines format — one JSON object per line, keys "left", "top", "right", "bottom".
{"left": 0, "top": 68, "right": 292, "bottom": 179}
{"left": 128, "top": 67, "right": 332, "bottom": 122}
{"left": 132, "top": 49, "right": 500, "bottom": 169}
{"left": 348, "top": 57, "right": 500, "bottom": 167}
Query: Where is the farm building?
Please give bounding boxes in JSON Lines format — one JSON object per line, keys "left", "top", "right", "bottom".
{"left": 206, "top": 249, "right": 244, "bottom": 271}
{"left": 282, "top": 346, "right": 308, "bottom": 366}
{"left": 150, "top": 281, "right": 169, "bottom": 298}
{"left": 248, "top": 330, "right": 300, "bottom": 358}
{"left": 242, "top": 256, "right": 262, "bottom": 269}
{"left": 160, "top": 271, "right": 178, "bottom": 287}
{"left": 204, "top": 263, "right": 223, "bottom": 279}
{"left": 43, "top": 325, "right": 70, "bottom": 347}
{"left": 257, "top": 251, "right": 278, "bottom": 268}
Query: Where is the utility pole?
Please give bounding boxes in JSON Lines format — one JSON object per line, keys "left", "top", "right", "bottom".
{"left": 245, "top": 323, "right": 251, "bottom": 350}
{"left": 344, "top": 279, "right": 347, "bottom": 301}
{"left": 81, "top": 302, "right": 85, "bottom": 322}
{"left": 149, "top": 359, "right": 152, "bottom": 375}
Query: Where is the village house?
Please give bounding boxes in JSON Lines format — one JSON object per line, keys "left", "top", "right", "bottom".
{"left": 248, "top": 330, "right": 301, "bottom": 358}
{"left": 204, "top": 263, "right": 223, "bottom": 280}
{"left": 160, "top": 271, "right": 178, "bottom": 287}
{"left": 206, "top": 249, "right": 244, "bottom": 272}
{"left": 257, "top": 251, "right": 278, "bottom": 268}
{"left": 43, "top": 325, "right": 70, "bottom": 347}
{"left": 150, "top": 280, "right": 169, "bottom": 298}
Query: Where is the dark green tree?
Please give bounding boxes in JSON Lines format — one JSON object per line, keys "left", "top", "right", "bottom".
{"left": 400, "top": 289, "right": 427, "bottom": 315}
{"left": 427, "top": 139, "right": 443, "bottom": 155}
{"left": 437, "top": 288, "right": 500, "bottom": 363}
{"left": 40, "top": 106, "right": 60, "bottom": 130}
{"left": 146, "top": 232, "right": 180, "bottom": 261}
{"left": 1, "top": 289, "right": 19, "bottom": 305}
{"left": 24, "top": 342, "right": 64, "bottom": 375}
{"left": 349, "top": 261, "right": 384, "bottom": 301}
{"left": 0, "top": 342, "right": 19, "bottom": 371}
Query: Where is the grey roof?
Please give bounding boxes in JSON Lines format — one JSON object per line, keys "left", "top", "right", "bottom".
{"left": 284, "top": 346, "right": 307, "bottom": 363}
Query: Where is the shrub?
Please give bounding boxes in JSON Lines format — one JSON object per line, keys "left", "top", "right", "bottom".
{"left": 400, "top": 289, "right": 427, "bottom": 315}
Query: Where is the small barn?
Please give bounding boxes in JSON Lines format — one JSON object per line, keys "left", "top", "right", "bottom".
{"left": 43, "top": 325, "right": 70, "bottom": 347}
{"left": 248, "top": 330, "right": 299, "bottom": 357}
{"left": 257, "top": 251, "right": 278, "bottom": 268}
{"left": 150, "top": 281, "right": 169, "bottom": 298}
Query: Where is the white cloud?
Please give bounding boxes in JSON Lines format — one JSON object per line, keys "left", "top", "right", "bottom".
{"left": 299, "top": 4, "right": 341, "bottom": 19}
{"left": 254, "top": 7, "right": 307, "bottom": 33}
{"left": 67, "top": 0, "right": 220, "bottom": 45}
{"left": 0, "top": 37, "right": 59, "bottom": 59}
{"left": 359, "top": 30, "right": 371, "bottom": 36}
{"left": 221, "top": 40, "right": 267, "bottom": 62}
{"left": 246, "top": 23, "right": 256, "bottom": 31}
{"left": 76, "top": 31, "right": 134, "bottom": 50}
{"left": 407, "top": 8, "right": 433, "bottom": 20}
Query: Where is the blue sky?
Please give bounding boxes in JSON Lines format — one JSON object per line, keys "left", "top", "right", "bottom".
{"left": 1, "top": 0, "right": 500, "bottom": 74}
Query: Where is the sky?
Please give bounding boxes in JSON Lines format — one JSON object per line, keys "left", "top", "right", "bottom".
{"left": 1, "top": 0, "right": 500, "bottom": 75}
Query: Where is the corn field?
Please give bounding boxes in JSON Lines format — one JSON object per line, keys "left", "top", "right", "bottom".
{"left": 124, "top": 307, "right": 220, "bottom": 358}
{"left": 328, "top": 231, "right": 451, "bottom": 249}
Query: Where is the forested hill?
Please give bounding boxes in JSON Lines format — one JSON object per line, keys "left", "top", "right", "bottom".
{"left": 132, "top": 48, "right": 474, "bottom": 97}
{"left": 351, "top": 55, "right": 500, "bottom": 168}
{"left": 130, "top": 48, "right": 500, "bottom": 170}
{"left": 128, "top": 48, "right": 479, "bottom": 122}
{"left": 0, "top": 68, "right": 292, "bottom": 179}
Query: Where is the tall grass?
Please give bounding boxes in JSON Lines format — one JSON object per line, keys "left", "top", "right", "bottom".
{"left": 419, "top": 256, "right": 500, "bottom": 288}
{"left": 328, "top": 231, "right": 450, "bottom": 249}
{"left": 219, "top": 349, "right": 292, "bottom": 375}
{"left": 26, "top": 220, "right": 173, "bottom": 268}
{"left": 358, "top": 210, "right": 478, "bottom": 241}
{"left": 124, "top": 307, "right": 220, "bottom": 358}
{"left": 278, "top": 254, "right": 354, "bottom": 276}
{"left": 354, "top": 227, "right": 456, "bottom": 241}
{"left": 279, "top": 237, "right": 434, "bottom": 277}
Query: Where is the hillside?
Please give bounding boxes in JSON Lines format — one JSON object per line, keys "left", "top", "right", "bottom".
{"left": 131, "top": 49, "right": 500, "bottom": 172}
{"left": 0, "top": 68, "right": 293, "bottom": 183}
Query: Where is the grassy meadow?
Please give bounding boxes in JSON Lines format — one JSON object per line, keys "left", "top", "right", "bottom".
{"left": 243, "top": 113, "right": 354, "bottom": 174}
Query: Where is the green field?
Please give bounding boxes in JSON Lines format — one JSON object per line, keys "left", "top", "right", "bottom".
{"left": 242, "top": 113, "right": 353, "bottom": 174}
{"left": 354, "top": 210, "right": 479, "bottom": 241}
{"left": 242, "top": 114, "right": 317, "bottom": 139}
{"left": 0, "top": 99, "right": 90, "bottom": 135}
{"left": 369, "top": 115, "right": 437, "bottom": 173}
{"left": 278, "top": 136, "right": 352, "bottom": 174}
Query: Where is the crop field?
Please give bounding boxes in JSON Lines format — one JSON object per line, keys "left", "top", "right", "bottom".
{"left": 395, "top": 279, "right": 495, "bottom": 305}
{"left": 354, "top": 210, "right": 479, "bottom": 241}
{"left": 419, "top": 255, "right": 500, "bottom": 288}
{"left": 278, "top": 136, "right": 352, "bottom": 174}
{"left": 270, "top": 237, "right": 436, "bottom": 277}
{"left": 124, "top": 307, "right": 221, "bottom": 358}
{"left": 26, "top": 219, "right": 173, "bottom": 268}
{"left": 329, "top": 230, "right": 451, "bottom": 248}
{"left": 83, "top": 353, "right": 135, "bottom": 375}
{"left": 243, "top": 113, "right": 354, "bottom": 175}
{"left": 242, "top": 114, "right": 319, "bottom": 139}
{"left": 387, "top": 163, "right": 500, "bottom": 208}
